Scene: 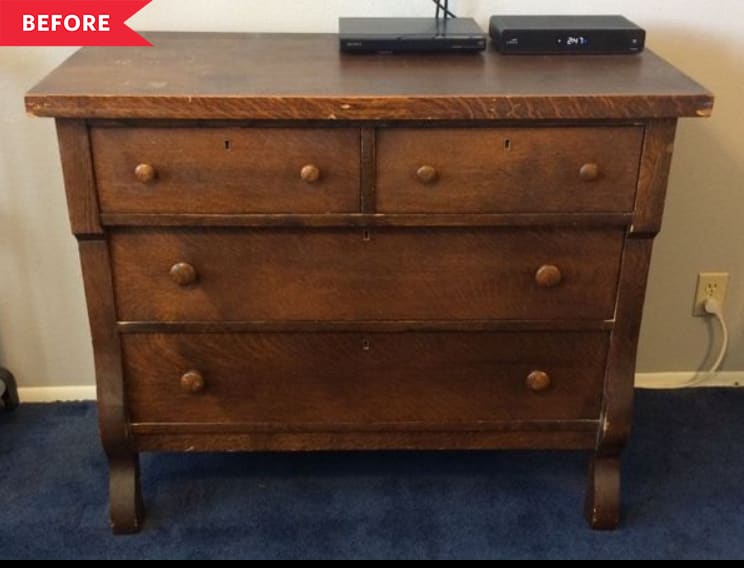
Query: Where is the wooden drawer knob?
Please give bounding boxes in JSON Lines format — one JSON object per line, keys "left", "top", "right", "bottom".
{"left": 300, "top": 164, "right": 321, "bottom": 183}
{"left": 535, "top": 265, "right": 563, "bottom": 288}
{"left": 526, "top": 370, "right": 552, "bottom": 393}
{"left": 416, "top": 165, "right": 439, "bottom": 184}
{"left": 170, "top": 262, "right": 198, "bottom": 286}
{"left": 579, "top": 162, "right": 600, "bottom": 182}
{"left": 180, "top": 370, "right": 205, "bottom": 394}
{"left": 134, "top": 163, "right": 157, "bottom": 183}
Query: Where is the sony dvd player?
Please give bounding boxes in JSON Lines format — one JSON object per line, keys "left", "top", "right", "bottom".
{"left": 339, "top": 17, "right": 487, "bottom": 54}
{"left": 489, "top": 15, "right": 646, "bottom": 55}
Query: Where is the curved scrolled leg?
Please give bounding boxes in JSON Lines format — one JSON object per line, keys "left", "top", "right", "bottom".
{"left": 584, "top": 455, "right": 621, "bottom": 531}
{"left": 108, "top": 453, "right": 144, "bottom": 534}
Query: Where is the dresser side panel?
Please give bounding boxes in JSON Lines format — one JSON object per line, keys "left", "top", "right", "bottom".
{"left": 598, "top": 237, "right": 654, "bottom": 455}
{"left": 55, "top": 119, "right": 103, "bottom": 236}
{"left": 632, "top": 119, "right": 679, "bottom": 235}
{"left": 78, "top": 240, "right": 131, "bottom": 454}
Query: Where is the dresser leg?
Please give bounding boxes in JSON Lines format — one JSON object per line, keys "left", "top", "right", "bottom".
{"left": 584, "top": 454, "right": 621, "bottom": 531}
{"left": 108, "top": 453, "right": 144, "bottom": 534}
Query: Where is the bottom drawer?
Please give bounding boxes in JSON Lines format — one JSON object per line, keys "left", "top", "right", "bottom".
{"left": 122, "top": 332, "right": 609, "bottom": 427}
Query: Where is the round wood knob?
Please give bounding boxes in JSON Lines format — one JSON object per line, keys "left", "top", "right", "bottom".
{"left": 535, "top": 265, "right": 563, "bottom": 288}
{"left": 416, "top": 165, "right": 439, "bottom": 184}
{"left": 579, "top": 162, "right": 600, "bottom": 182}
{"left": 300, "top": 164, "right": 321, "bottom": 183}
{"left": 180, "top": 370, "right": 205, "bottom": 394}
{"left": 134, "top": 163, "right": 157, "bottom": 183}
{"left": 169, "top": 262, "right": 198, "bottom": 286}
{"left": 526, "top": 370, "right": 552, "bottom": 393}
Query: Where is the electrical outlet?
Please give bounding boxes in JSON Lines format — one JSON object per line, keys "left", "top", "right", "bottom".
{"left": 694, "top": 273, "right": 730, "bottom": 316}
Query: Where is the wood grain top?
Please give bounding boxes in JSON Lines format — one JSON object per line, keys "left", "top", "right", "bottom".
{"left": 26, "top": 32, "right": 713, "bottom": 120}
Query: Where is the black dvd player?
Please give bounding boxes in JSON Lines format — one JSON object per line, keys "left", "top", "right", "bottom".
{"left": 489, "top": 15, "right": 645, "bottom": 55}
{"left": 339, "top": 18, "right": 487, "bottom": 54}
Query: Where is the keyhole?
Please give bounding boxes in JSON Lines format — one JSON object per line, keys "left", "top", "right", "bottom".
{"left": 362, "top": 229, "right": 371, "bottom": 242}
{"left": 504, "top": 138, "right": 512, "bottom": 151}
{"left": 362, "top": 339, "right": 371, "bottom": 351}
{"left": 224, "top": 140, "right": 232, "bottom": 151}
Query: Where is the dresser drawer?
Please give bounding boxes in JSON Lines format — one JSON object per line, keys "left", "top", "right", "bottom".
{"left": 123, "top": 332, "right": 608, "bottom": 425}
{"left": 376, "top": 127, "right": 644, "bottom": 213}
{"left": 110, "top": 227, "right": 624, "bottom": 321}
{"left": 90, "top": 127, "right": 361, "bottom": 213}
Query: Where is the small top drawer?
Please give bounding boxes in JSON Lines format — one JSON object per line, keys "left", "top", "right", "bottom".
{"left": 376, "top": 127, "right": 643, "bottom": 213}
{"left": 90, "top": 127, "right": 361, "bottom": 214}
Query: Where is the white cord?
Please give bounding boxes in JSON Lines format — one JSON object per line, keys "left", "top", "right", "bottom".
{"left": 704, "top": 297, "right": 729, "bottom": 374}
{"left": 686, "top": 297, "right": 729, "bottom": 386}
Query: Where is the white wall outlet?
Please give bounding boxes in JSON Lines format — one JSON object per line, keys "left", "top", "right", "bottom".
{"left": 694, "top": 273, "right": 730, "bottom": 316}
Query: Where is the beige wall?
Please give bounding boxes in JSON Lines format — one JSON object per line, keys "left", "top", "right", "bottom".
{"left": 1, "top": 1, "right": 742, "bottom": 387}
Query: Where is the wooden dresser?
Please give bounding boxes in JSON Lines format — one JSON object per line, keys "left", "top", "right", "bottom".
{"left": 26, "top": 33, "right": 713, "bottom": 533}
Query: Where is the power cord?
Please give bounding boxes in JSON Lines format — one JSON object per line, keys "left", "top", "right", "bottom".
{"left": 685, "top": 296, "right": 729, "bottom": 386}
{"left": 432, "top": 0, "right": 457, "bottom": 20}
{"left": 703, "top": 297, "right": 729, "bottom": 374}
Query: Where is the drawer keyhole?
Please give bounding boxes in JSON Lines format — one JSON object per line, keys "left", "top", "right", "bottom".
{"left": 224, "top": 140, "right": 232, "bottom": 151}
{"left": 362, "top": 229, "right": 371, "bottom": 242}
{"left": 504, "top": 138, "right": 512, "bottom": 151}
{"left": 362, "top": 339, "right": 371, "bottom": 351}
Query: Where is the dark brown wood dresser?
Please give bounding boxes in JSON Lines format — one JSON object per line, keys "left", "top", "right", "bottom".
{"left": 26, "top": 32, "right": 713, "bottom": 533}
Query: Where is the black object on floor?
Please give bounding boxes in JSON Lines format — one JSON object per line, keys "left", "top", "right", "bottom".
{"left": 0, "top": 389, "right": 742, "bottom": 559}
{"left": 0, "top": 367, "right": 19, "bottom": 411}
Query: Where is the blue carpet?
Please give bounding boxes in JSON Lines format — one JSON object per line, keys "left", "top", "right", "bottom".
{"left": 1, "top": 389, "right": 742, "bottom": 559}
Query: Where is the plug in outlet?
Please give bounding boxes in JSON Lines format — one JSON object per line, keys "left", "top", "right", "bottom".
{"left": 694, "top": 273, "right": 729, "bottom": 316}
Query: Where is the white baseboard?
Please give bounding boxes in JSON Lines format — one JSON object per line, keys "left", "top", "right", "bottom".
{"left": 14, "top": 373, "right": 744, "bottom": 403}
{"left": 18, "top": 385, "right": 97, "bottom": 403}
{"left": 635, "top": 372, "right": 744, "bottom": 389}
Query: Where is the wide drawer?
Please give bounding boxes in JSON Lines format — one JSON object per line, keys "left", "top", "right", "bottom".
{"left": 376, "top": 127, "right": 644, "bottom": 213}
{"left": 90, "top": 127, "right": 361, "bottom": 213}
{"left": 110, "top": 227, "right": 625, "bottom": 321}
{"left": 123, "top": 332, "right": 609, "bottom": 425}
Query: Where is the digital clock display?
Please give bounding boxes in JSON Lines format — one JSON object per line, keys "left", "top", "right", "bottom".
{"left": 560, "top": 35, "right": 590, "bottom": 47}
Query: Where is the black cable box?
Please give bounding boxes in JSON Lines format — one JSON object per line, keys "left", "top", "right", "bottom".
{"left": 339, "top": 18, "right": 487, "bottom": 54}
{"left": 490, "top": 15, "right": 645, "bottom": 55}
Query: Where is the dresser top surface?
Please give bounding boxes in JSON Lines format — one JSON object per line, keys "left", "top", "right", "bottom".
{"left": 26, "top": 32, "right": 713, "bottom": 121}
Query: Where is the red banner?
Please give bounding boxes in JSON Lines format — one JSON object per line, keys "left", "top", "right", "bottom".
{"left": 0, "top": 0, "right": 152, "bottom": 46}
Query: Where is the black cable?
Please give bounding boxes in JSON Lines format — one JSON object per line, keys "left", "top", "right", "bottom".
{"left": 432, "top": 0, "right": 457, "bottom": 19}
